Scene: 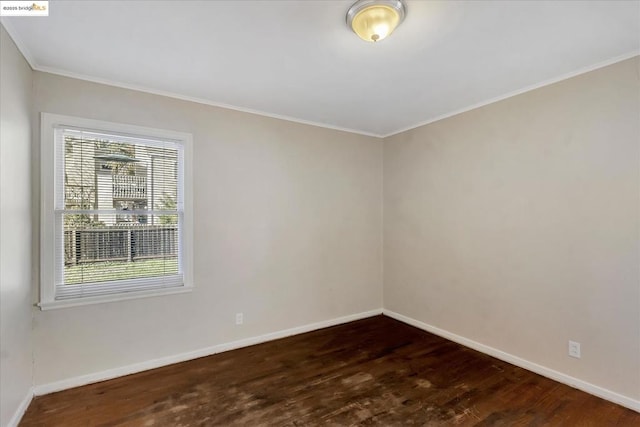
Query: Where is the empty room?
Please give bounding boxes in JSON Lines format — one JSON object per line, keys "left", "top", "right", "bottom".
{"left": 1, "top": 0, "right": 639, "bottom": 425}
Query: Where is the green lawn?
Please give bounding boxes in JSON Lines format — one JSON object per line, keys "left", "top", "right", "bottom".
{"left": 64, "top": 258, "right": 178, "bottom": 284}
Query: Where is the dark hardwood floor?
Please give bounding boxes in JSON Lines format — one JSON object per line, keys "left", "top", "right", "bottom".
{"left": 21, "top": 316, "right": 639, "bottom": 426}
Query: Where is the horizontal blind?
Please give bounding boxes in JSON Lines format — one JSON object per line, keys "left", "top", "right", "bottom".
{"left": 54, "top": 127, "right": 185, "bottom": 300}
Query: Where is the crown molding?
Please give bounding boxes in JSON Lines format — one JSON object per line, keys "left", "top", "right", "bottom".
{"left": 1, "top": 18, "right": 38, "bottom": 69}
{"left": 3, "top": 20, "right": 637, "bottom": 139}
{"left": 382, "top": 50, "right": 640, "bottom": 138}
{"left": 37, "top": 64, "right": 383, "bottom": 138}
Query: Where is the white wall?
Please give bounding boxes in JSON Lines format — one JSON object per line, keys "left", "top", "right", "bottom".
{"left": 31, "top": 72, "right": 383, "bottom": 386}
{"left": 384, "top": 57, "right": 640, "bottom": 401}
{"left": 0, "top": 26, "right": 34, "bottom": 426}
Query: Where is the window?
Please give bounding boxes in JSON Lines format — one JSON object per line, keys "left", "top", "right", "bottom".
{"left": 40, "top": 114, "right": 193, "bottom": 309}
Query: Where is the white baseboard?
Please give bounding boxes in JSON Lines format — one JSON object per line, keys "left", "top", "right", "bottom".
{"left": 33, "top": 308, "right": 383, "bottom": 396}
{"left": 7, "top": 387, "right": 33, "bottom": 427}
{"left": 382, "top": 309, "right": 640, "bottom": 413}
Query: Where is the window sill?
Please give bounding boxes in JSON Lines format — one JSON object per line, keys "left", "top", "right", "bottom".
{"left": 37, "top": 286, "right": 193, "bottom": 311}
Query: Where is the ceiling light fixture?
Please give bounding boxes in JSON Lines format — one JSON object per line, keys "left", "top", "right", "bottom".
{"left": 346, "top": 0, "right": 406, "bottom": 43}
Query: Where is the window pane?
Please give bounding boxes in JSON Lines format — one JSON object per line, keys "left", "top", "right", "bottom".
{"left": 63, "top": 131, "right": 178, "bottom": 217}
{"left": 63, "top": 213, "right": 179, "bottom": 285}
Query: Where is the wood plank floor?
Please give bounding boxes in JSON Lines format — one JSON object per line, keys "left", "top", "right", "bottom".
{"left": 21, "top": 316, "right": 639, "bottom": 426}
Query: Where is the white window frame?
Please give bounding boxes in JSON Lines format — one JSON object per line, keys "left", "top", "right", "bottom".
{"left": 39, "top": 113, "right": 194, "bottom": 310}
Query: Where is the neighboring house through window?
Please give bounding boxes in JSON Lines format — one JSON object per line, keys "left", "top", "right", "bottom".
{"left": 40, "top": 113, "right": 193, "bottom": 309}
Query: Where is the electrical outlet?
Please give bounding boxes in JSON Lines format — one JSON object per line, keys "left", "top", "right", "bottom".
{"left": 235, "top": 312, "right": 243, "bottom": 325}
{"left": 568, "top": 340, "right": 581, "bottom": 358}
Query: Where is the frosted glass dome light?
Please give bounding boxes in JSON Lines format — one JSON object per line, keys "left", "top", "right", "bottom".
{"left": 346, "top": 0, "right": 406, "bottom": 42}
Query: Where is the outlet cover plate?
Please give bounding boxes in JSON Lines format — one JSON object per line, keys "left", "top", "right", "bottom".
{"left": 568, "top": 340, "right": 581, "bottom": 358}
